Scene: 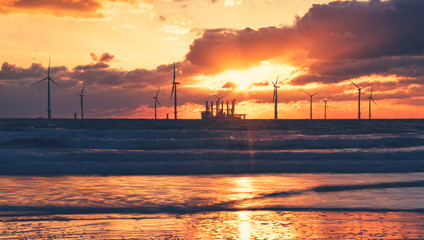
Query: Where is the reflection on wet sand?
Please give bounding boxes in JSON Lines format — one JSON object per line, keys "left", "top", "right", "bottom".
{"left": 0, "top": 173, "right": 423, "bottom": 238}
{"left": 1, "top": 211, "right": 423, "bottom": 239}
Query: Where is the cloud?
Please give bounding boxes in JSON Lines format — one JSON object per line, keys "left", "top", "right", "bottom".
{"left": 221, "top": 81, "right": 237, "bottom": 89}
{"left": 0, "top": 0, "right": 147, "bottom": 18}
{"left": 162, "top": 24, "right": 191, "bottom": 35}
{"left": 185, "top": 0, "right": 424, "bottom": 83}
{"left": 250, "top": 81, "right": 269, "bottom": 87}
{"left": 224, "top": 0, "right": 241, "bottom": 7}
{"left": 90, "top": 52, "right": 116, "bottom": 63}
{"left": 0, "top": 62, "right": 67, "bottom": 80}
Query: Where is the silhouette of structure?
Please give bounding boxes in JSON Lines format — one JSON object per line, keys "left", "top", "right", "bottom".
{"left": 170, "top": 63, "right": 179, "bottom": 119}
{"left": 211, "top": 93, "right": 229, "bottom": 118}
{"left": 201, "top": 98, "right": 246, "bottom": 119}
{"left": 368, "top": 85, "right": 376, "bottom": 119}
{"left": 79, "top": 82, "right": 85, "bottom": 119}
{"left": 31, "top": 56, "right": 62, "bottom": 119}
{"left": 349, "top": 80, "right": 371, "bottom": 120}
{"left": 303, "top": 90, "right": 319, "bottom": 120}
{"left": 271, "top": 76, "right": 280, "bottom": 119}
{"left": 153, "top": 88, "right": 161, "bottom": 119}
{"left": 323, "top": 97, "right": 331, "bottom": 120}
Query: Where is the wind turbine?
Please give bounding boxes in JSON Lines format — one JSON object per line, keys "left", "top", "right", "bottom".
{"left": 271, "top": 76, "right": 280, "bottom": 119}
{"left": 153, "top": 88, "right": 161, "bottom": 119}
{"left": 211, "top": 92, "right": 229, "bottom": 103}
{"left": 349, "top": 80, "right": 371, "bottom": 120}
{"left": 31, "top": 56, "right": 62, "bottom": 119}
{"left": 323, "top": 97, "right": 331, "bottom": 120}
{"left": 303, "top": 90, "right": 319, "bottom": 120}
{"left": 211, "top": 92, "right": 229, "bottom": 117}
{"left": 170, "top": 63, "right": 179, "bottom": 119}
{"left": 79, "top": 82, "right": 85, "bottom": 119}
{"left": 368, "top": 85, "right": 376, "bottom": 119}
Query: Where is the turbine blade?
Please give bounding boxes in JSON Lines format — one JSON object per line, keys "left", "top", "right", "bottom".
{"left": 271, "top": 80, "right": 276, "bottom": 87}
{"left": 156, "top": 87, "right": 160, "bottom": 98}
{"left": 48, "top": 56, "right": 51, "bottom": 77}
{"left": 360, "top": 83, "right": 372, "bottom": 90}
{"left": 50, "top": 78, "right": 63, "bottom": 89}
{"left": 312, "top": 91, "right": 320, "bottom": 96}
{"left": 275, "top": 76, "right": 279, "bottom": 85}
{"left": 173, "top": 62, "right": 176, "bottom": 83}
{"left": 157, "top": 98, "right": 161, "bottom": 107}
{"left": 349, "top": 80, "right": 360, "bottom": 89}
{"left": 303, "top": 90, "right": 312, "bottom": 97}
{"left": 31, "top": 78, "right": 48, "bottom": 86}
{"left": 170, "top": 85, "right": 175, "bottom": 99}
{"left": 81, "top": 82, "right": 85, "bottom": 95}
{"left": 327, "top": 96, "right": 331, "bottom": 101}
{"left": 372, "top": 98, "right": 377, "bottom": 105}
{"left": 211, "top": 93, "right": 219, "bottom": 100}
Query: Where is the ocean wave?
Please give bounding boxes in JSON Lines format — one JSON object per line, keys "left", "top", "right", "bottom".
{"left": 0, "top": 148, "right": 423, "bottom": 175}
{"left": 1, "top": 131, "right": 424, "bottom": 150}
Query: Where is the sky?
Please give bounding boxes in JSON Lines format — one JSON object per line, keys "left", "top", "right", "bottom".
{"left": 1, "top": 0, "right": 424, "bottom": 119}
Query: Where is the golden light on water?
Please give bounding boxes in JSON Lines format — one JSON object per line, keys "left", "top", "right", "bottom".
{"left": 231, "top": 177, "right": 256, "bottom": 207}
{"left": 238, "top": 211, "right": 251, "bottom": 240}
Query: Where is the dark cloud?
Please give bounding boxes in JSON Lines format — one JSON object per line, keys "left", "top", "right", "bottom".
{"left": 0, "top": 62, "right": 67, "bottom": 80}
{"left": 185, "top": 0, "right": 424, "bottom": 84}
{"left": 291, "top": 56, "right": 424, "bottom": 85}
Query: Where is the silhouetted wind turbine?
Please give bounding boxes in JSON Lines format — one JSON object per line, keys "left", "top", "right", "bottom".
{"left": 211, "top": 92, "right": 229, "bottom": 116}
{"left": 31, "top": 56, "right": 62, "bottom": 119}
{"left": 303, "top": 90, "right": 319, "bottom": 120}
{"left": 153, "top": 88, "right": 161, "bottom": 119}
{"left": 349, "top": 80, "right": 371, "bottom": 120}
{"left": 79, "top": 82, "right": 85, "bottom": 119}
{"left": 368, "top": 85, "right": 376, "bottom": 119}
{"left": 271, "top": 76, "right": 280, "bottom": 119}
{"left": 211, "top": 92, "right": 229, "bottom": 103}
{"left": 170, "top": 63, "right": 179, "bottom": 119}
{"left": 323, "top": 97, "right": 331, "bottom": 120}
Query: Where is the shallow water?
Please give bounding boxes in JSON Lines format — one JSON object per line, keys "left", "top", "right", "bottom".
{"left": 1, "top": 173, "right": 423, "bottom": 214}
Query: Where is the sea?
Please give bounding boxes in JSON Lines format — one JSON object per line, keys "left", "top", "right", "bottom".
{"left": 0, "top": 118, "right": 423, "bottom": 239}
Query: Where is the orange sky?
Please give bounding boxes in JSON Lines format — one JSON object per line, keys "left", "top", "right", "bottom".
{"left": 1, "top": 0, "right": 424, "bottom": 119}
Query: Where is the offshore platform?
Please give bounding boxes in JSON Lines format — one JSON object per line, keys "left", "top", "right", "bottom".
{"left": 201, "top": 99, "right": 246, "bottom": 119}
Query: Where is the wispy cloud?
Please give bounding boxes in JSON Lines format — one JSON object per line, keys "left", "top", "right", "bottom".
{"left": 162, "top": 24, "right": 191, "bottom": 35}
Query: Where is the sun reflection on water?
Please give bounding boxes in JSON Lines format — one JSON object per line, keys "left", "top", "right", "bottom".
{"left": 238, "top": 211, "right": 251, "bottom": 240}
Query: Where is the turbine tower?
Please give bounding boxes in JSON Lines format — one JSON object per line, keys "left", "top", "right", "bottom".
{"left": 79, "top": 82, "right": 85, "bottom": 119}
{"left": 349, "top": 80, "right": 371, "bottom": 120}
{"left": 303, "top": 90, "right": 319, "bottom": 120}
{"left": 271, "top": 76, "right": 280, "bottom": 119}
{"left": 368, "top": 85, "right": 376, "bottom": 119}
{"left": 31, "top": 56, "right": 62, "bottom": 119}
{"left": 323, "top": 97, "right": 331, "bottom": 120}
{"left": 170, "top": 63, "right": 179, "bottom": 119}
{"left": 153, "top": 88, "right": 161, "bottom": 119}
